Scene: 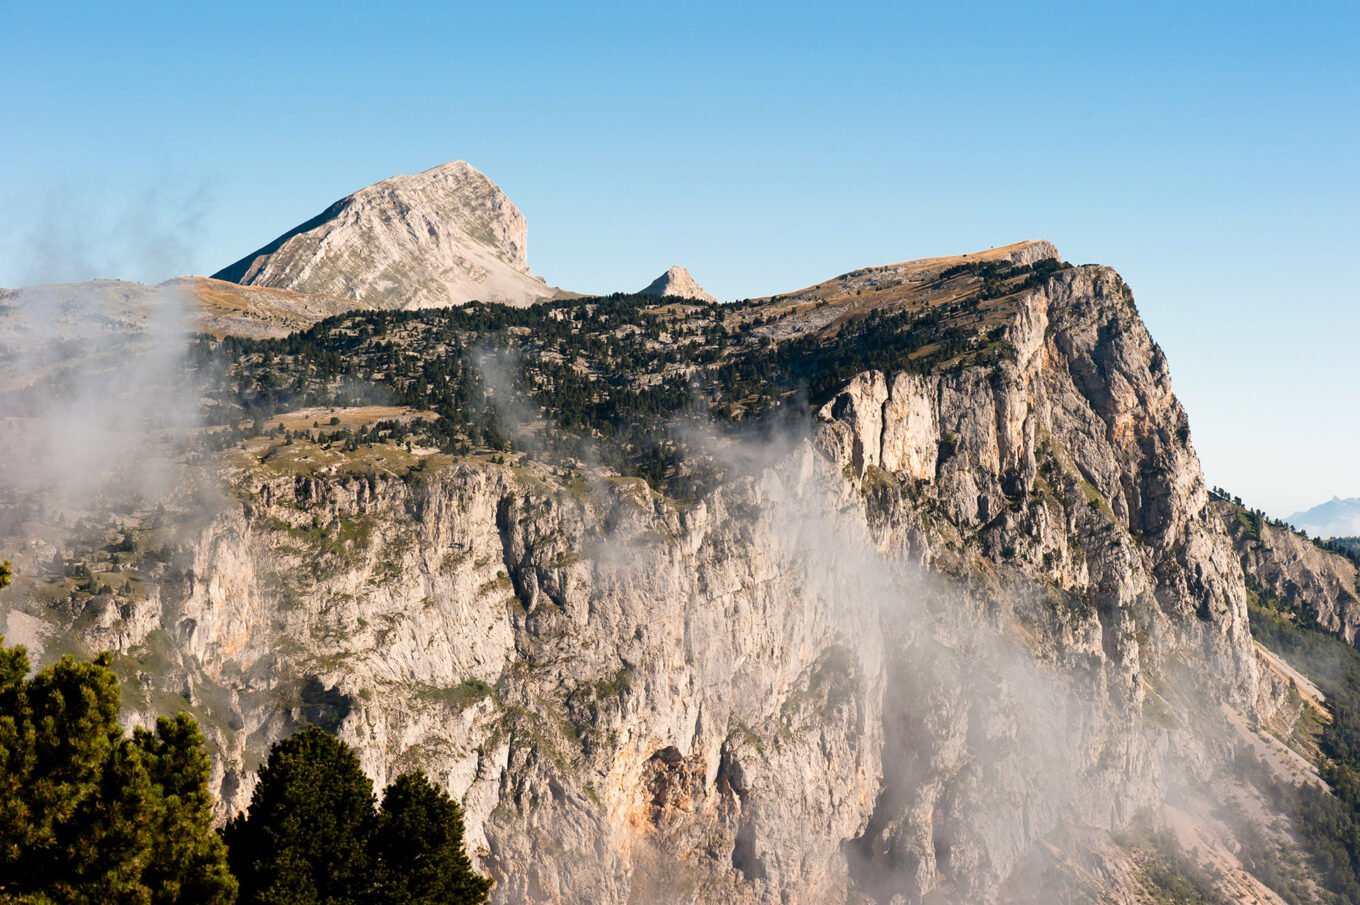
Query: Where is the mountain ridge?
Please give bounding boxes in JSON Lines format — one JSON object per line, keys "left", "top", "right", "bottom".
{"left": 5, "top": 161, "right": 1355, "bottom": 901}
{"left": 1, "top": 235, "right": 1322, "bottom": 902}
{"left": 1288, "top": 495, "right": 1360, "bottom": 538}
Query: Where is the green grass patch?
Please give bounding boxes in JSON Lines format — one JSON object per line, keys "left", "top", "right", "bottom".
{"left": 417, "top": 678, "right": 493, "bottom": 710}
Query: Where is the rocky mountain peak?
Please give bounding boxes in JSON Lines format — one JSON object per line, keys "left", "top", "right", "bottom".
{"left": 212, "top": 161, "right": 563, "bottom": 309}
{"left": 639, "top": 265, "right": 716, "bottom": 302}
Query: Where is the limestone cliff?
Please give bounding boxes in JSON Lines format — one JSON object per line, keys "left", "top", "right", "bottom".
{"left": 638, "top": 265, "right": 716, "bottom": 302}
{"left": 1217, "top": 499, "right": 1360, "bottom": 647}
{"left": 0, "top": 244, "right": 1306, "bottom": 903}
{"left": 212, "top": 161, "right": 564, "bottom": 309}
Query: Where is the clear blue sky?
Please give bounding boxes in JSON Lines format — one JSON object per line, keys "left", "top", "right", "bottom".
{"left": 1, "top": 1, "right": 1356, "bottom": 517}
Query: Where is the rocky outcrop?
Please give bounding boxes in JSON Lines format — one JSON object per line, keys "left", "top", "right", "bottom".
{"left": 1218, "top": 500, "right": 1360, "bottom": 646}
{"left": 638, "top": 266, "right": 716, "bottom": 302}
{"left": 816, "top": 264, "right": 1266, "bottom": 900}
{"left": 6, "top": 249, "right": 1290, "bottom": 903}
{"left": 212, "top": 161, "right": 564, "bottom": 309}
{"left": 817, "top": 264, "right": 1253, "bottom": 668}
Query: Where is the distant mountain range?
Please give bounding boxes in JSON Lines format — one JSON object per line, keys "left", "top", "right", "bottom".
{"left": 1287, "top": 496, "right": 1360, "bottom": 538}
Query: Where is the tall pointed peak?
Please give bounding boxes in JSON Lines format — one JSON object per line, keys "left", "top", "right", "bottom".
{"left": 211, "top": 161, "right": 564, "bottom": 309}
{"left": 639, "top": 265, "right": 716, "bottom": 302}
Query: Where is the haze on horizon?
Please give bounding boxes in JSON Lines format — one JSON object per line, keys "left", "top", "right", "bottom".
{"left": 0, "top": 0, "right": 1355, "bottom": 517}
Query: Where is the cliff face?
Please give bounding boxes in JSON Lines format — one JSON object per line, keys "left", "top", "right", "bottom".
{"left": 821, "top": 265, "right": 1254, "bottom": 682}
{"left": 26, "top": 257, "right": 1293, "bottom": 903}
{"left": 212, "top": 161, "right": 564, "bottom": 309}
{"left": 1217, "top": 500, "right": 1360, "bottom": 646}
{"left": 815, "top": 265, "right": 1273, "bottom": 900}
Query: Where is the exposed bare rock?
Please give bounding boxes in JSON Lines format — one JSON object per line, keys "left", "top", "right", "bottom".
{"left": 212, "top": 161, "right": 566, "bottom": 309}
{"left": 1217, "top": 499, "right": 1360, "bottom": 646}
{"left": 2, "top": 242, "right": 1304, "bottom": 903}
{"left": 639, "top": 266, "right": 717, "bottom": 302}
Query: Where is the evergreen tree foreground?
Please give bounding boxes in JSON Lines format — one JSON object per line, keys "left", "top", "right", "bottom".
{"left": 0, "top": 609, "right": 490, "bottom": 904}
{"left": 224, "top": 725, "right": 491, "bottom": 905}
{"left": 0, "top": 636, "right": 236, "bottom": 904}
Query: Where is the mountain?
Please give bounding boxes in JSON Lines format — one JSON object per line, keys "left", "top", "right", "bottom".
{"left": 638, "top": 265, "right": 716, "bottom": 301}
{"left": 1287, "top": 495, "right": 1360, "bottom": 538}
{"left": 1216, "top": 496, "right": 1360, "bottom": 645}
{"left": 5, "top": 158, "right": 1360, "bottom": 903}
{"left": 212, "top": 161, "right": 566, "bottom": 309}
{"left": 9, "top": 232, "right": 1351, "bottom": 902}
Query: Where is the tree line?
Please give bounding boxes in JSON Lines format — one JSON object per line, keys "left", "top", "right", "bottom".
{"left": 194, "top": 264, "right": 1071, "bottom": 503}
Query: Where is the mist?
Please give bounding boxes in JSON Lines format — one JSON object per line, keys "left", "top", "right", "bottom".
{"left": 0, "top": 282, "right": 202, "bottom": 515}
{"left": 0, "top": 280, "right": 1307, "bottom": 902}
{"left": 584, "top": 410, "right": 1272, "bottom": 903}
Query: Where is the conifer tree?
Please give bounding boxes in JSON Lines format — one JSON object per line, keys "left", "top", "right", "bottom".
{"left": 223, "top": 725, "right": 376, "bottom": 905}
{"left": 137, "top": 714, "right": 239, "bottom": 903}
{"left": 0, "top": 635, "right": 235, "bottom": 904}
{"left": 370, "top": 772, "right": 491, "bottom": 905}
{"left": 225, "top": 727, "right": 493, "bottom": 905}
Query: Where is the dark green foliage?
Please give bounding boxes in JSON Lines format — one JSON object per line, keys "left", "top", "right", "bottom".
{"left": 136, "top": 714, "right": 240, "bottom": 904}
{"left": 0, "top": 638, "right": 235, "bottom": 904}
{"left": 1316, "top": 535, "right": 1360, "bottom": 570}
{"left": 224, "top": 726, "right": 376, "bottom": 905}
{"left": 224, "top": 727, "right": 491, "bottom": 905}
{"left": 371, "top": 773, "right": 491, "bottom": 905}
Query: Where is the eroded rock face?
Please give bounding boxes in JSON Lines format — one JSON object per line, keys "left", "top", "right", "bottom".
{"left": 816, "top": 265, "right": 1264, "bottom": 900}
{"left": 28, "top": 260, "right": 1278, "bottom": 903}
{"left": 212, "top": 161, "right": 563, "bottom": 309}
{"left": 1218, "top": 500, "right": 1360, "bottom": 646}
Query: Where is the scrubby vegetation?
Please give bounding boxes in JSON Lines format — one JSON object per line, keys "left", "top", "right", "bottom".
{"left": 1316, "top": 536, "right": 1360, "bottom": 569}
{"left": 190, "top": 259, "right": 1070, "bottom": 500}
{"left": 1129, "top": 828, "right": 1221, "bottom": 904}
{"left": 1210, "top": 486, "right": 1360, "bottom": 571}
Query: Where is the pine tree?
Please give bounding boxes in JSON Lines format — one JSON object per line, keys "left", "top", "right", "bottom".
{"left": 370, "top": 772, "right": 491, "bottom": 905}
{"left": 0, "top": 637, "right": 235, "bottom": 904}
{"left": 136, "top": 714, "right": 237, "bottom": 904}
{"left": 225, "top": 728, "right": 493, "bottom": 905}
{"left": 0, "top": 635, "right": 35, "bottom": 877}
{"left": 224, "top": 725, "right": 376, "bottom": 905}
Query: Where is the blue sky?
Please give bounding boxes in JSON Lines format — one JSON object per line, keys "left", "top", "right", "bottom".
{"left": 1, "top": 1, "right": 1356, "bottom": 516}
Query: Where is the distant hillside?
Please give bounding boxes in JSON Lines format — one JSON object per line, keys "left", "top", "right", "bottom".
{"left": 1329, "top": 536, "right": 1360, "bottom": 560}
{"left": 1288, "top": 496, "right": 1360, "bottom": 538}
